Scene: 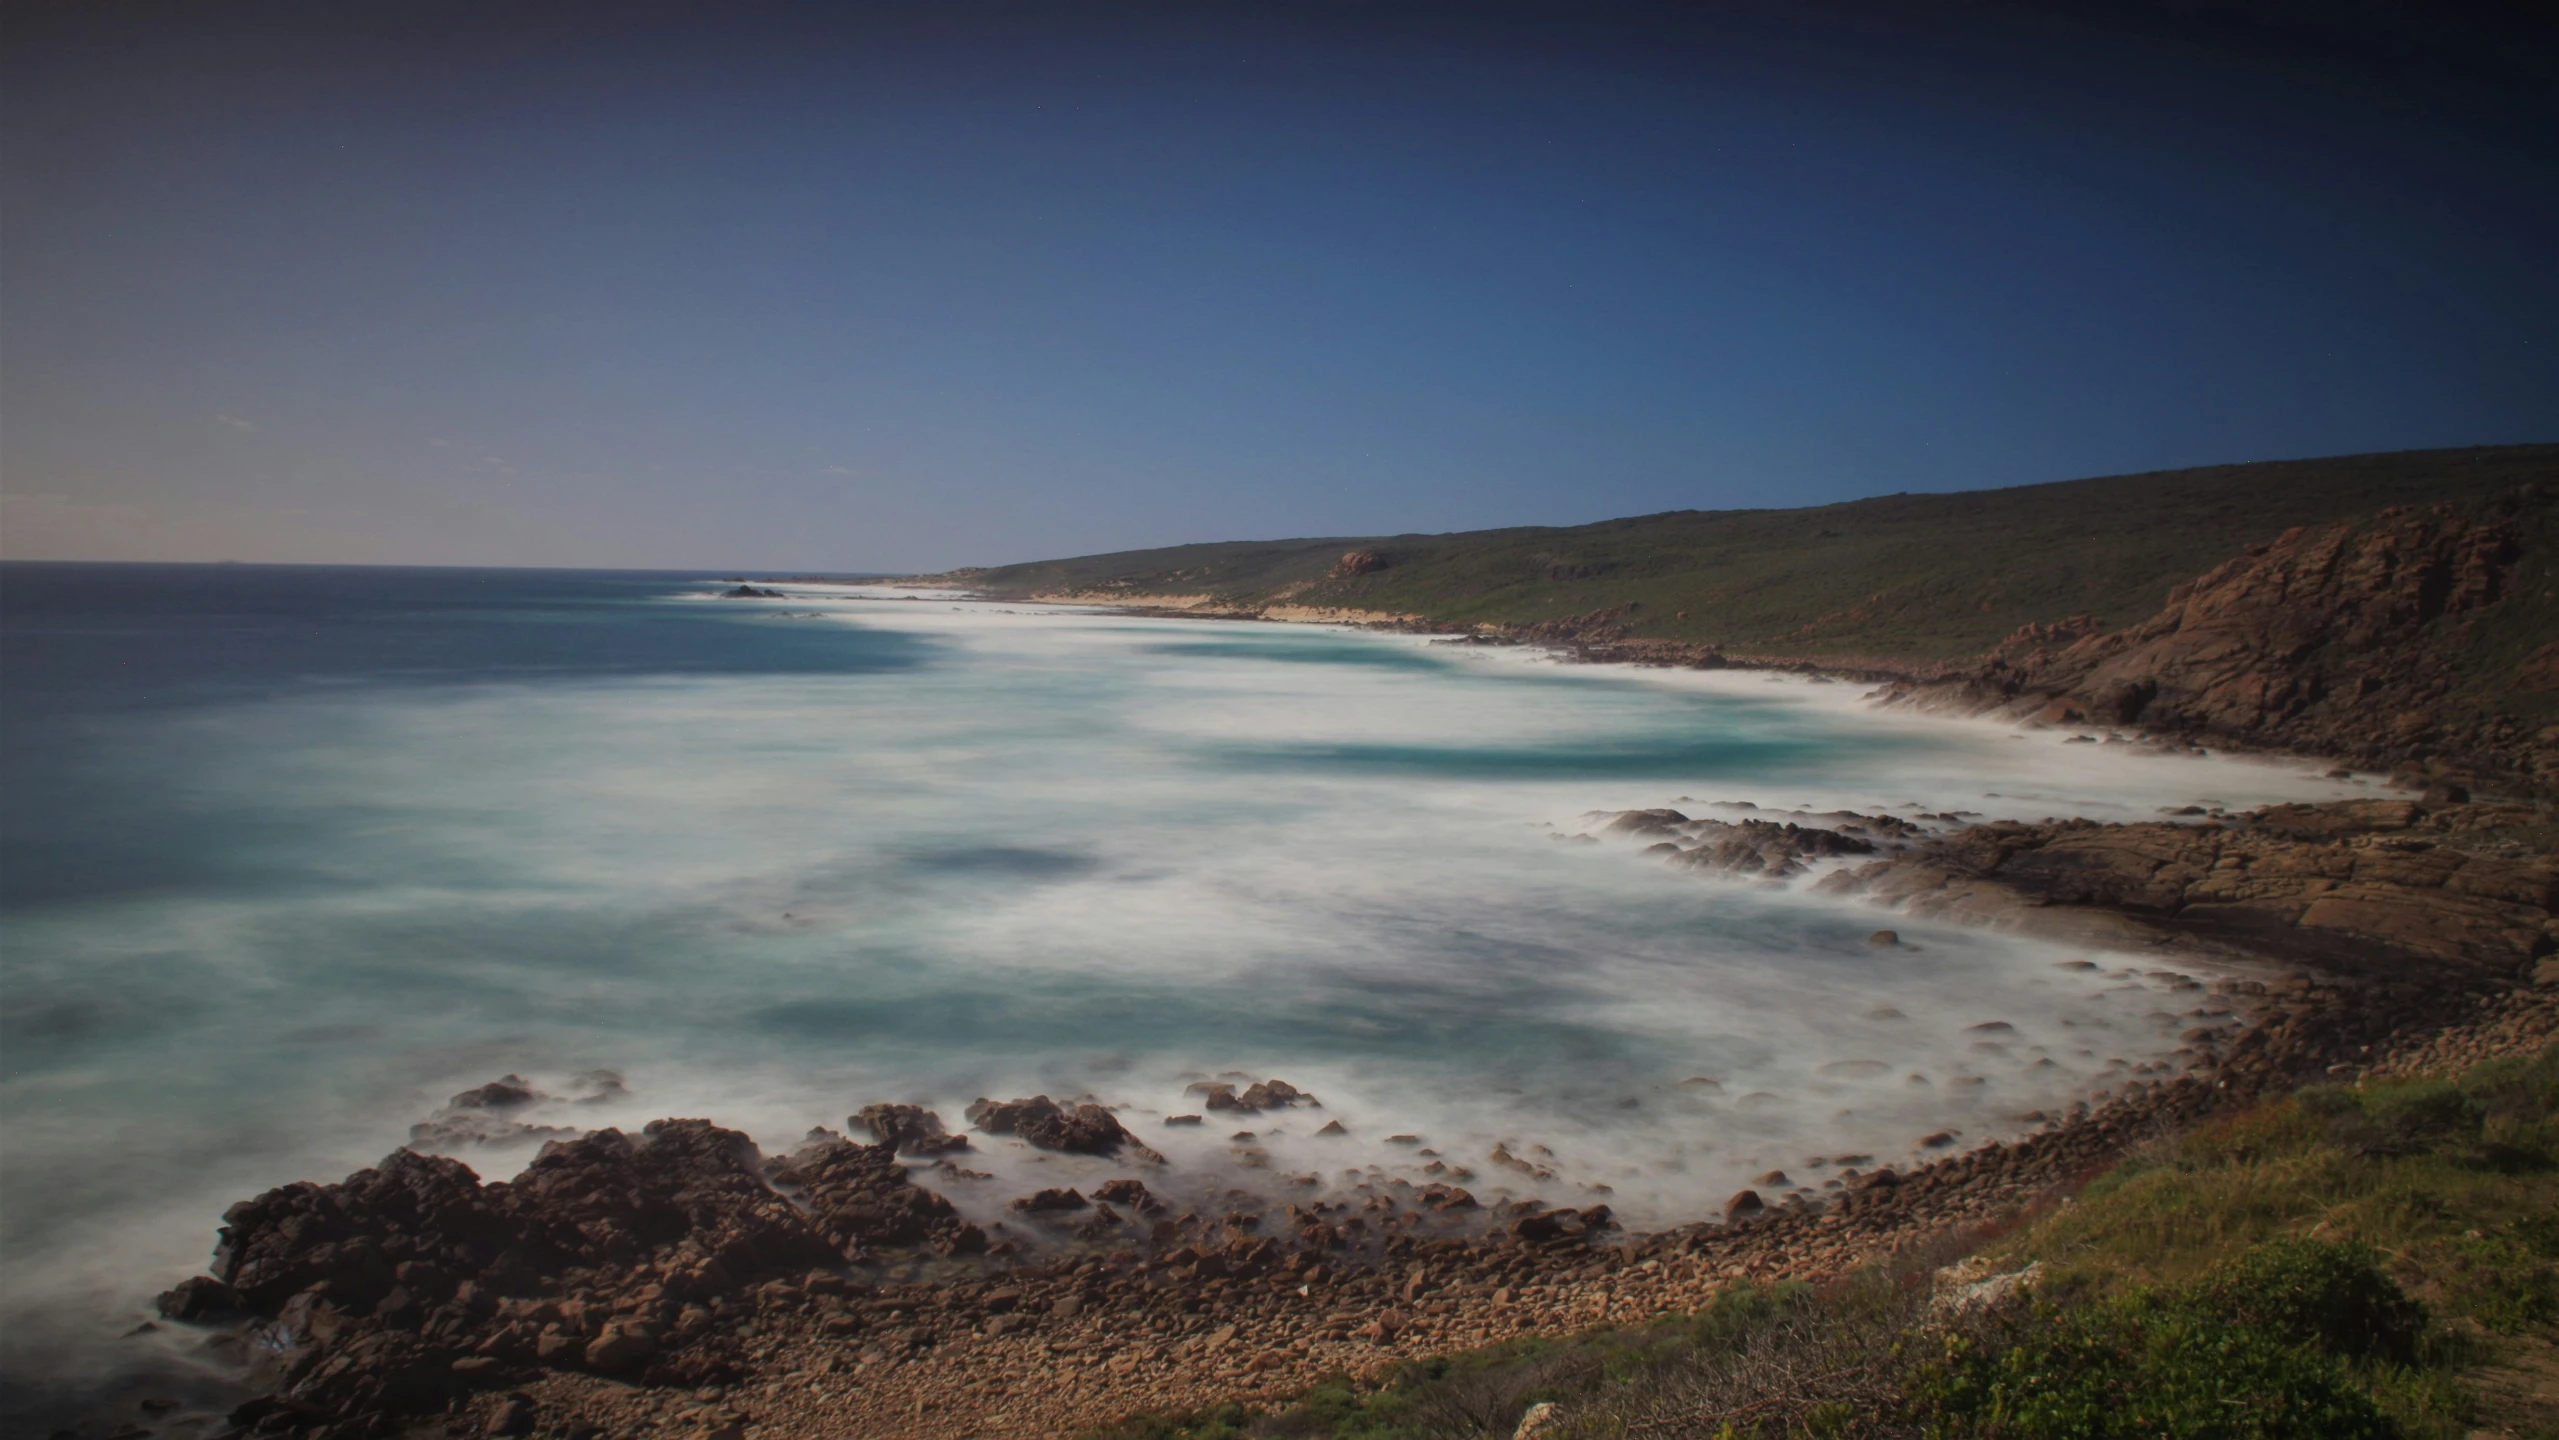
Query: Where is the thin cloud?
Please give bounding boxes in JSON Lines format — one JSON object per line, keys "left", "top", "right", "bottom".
{"left": 213, "top": 413, "right": 257, "bottom": 433}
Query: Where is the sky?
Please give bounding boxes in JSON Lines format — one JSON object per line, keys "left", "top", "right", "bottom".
{"left": 3, "top": 1, "right": 2554, "bottom": 571}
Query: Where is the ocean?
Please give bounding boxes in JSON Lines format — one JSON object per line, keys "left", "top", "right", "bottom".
{"left": 0, "top": 562, "right": 2366, "bottom": 1409}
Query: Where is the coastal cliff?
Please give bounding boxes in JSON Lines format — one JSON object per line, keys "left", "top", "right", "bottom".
{"left": 1877, "top": 497, "right": 2559, "bottom": 799}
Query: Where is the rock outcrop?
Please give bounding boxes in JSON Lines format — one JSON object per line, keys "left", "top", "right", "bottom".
{"left": 1587, "top": 808, "right": 1906, "bottom": 880}
{"left": 768, "top": 1131, "right": 986, "bottom": 1258}
{"left": 963, "top": 1095, "right": 1153, "bottom": 1157}
{"left": 1516, "top": 603, "right": 1644, "bottom": 645}
{"left": 171, "top": 1118, "right": 977, "bottom": 1435}
{"left": 1888, "top": 497, "right": 2559, "bottom": 796}
{"left": 849, "top": 1103, "right": 970, "bottom": 1157}
{"left": 1183, "top": 1077, "right": 1318, "bottom": 1114}
{"left": 1817, "top": 799, "right": 2558, "bottom": 978}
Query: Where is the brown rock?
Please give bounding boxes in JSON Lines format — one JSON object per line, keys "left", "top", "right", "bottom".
{"left": 850, "top": 1103, "right": 970, "bottom": 1156}
{"left": 766, "top": 1131, "right": 981, "bottom": 1257}
{"left": 1011, "top": 1187, "right": 1089, "bottom": 1213}
{"left": 1911, "top": 501, "right": 2553, "bottom": 795}
{"left": 583, "top": 1321, "right": 657, "bottom": 1373}
{"left": 1093, "top": 1178, "right": 1163, "bottom": 1213}
{"left": 966, "top": 1095, "right": 1145, "bottom": 1156}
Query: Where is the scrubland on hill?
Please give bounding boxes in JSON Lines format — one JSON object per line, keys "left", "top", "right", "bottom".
{"left": 947, "top": 444, "right": 2558, "bottom": 668}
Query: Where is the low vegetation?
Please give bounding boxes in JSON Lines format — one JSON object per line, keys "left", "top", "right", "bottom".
{"left": 945, "top": 444, "right": 2558, "bottom": 666}
{"left": 1084, "top": 1042, "right": 2559, "bottom": 1439}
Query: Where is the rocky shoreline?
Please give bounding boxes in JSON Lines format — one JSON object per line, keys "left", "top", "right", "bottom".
{"left": 90, "top": 787, "right": 2554, "bottom": 1440}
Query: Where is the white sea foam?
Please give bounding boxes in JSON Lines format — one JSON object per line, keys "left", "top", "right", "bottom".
{"left": 0, "top": 588, "right": 2365, "bottom": 1386}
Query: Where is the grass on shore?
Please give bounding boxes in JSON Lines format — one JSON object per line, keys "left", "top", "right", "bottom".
{"left": 1084, "top": 1040, "right": 2559, "bottom": 1440}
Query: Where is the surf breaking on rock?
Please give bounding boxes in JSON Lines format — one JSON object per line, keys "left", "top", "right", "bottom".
{"left": 118, "top": 786, "right": 2554, "bottom": 1439}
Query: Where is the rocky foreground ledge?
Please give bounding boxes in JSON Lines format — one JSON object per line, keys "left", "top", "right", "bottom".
{"left": 122, "top": 800, "right": 2556, "bottom": 1440}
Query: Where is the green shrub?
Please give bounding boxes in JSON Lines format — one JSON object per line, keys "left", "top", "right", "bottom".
{"left": 2460, "top": 1046, "right": 2559, "bottom": 1126}
{"left": 2187, "top": 1239, "right": 2426, "bottom": 1363}
{"left": 2425, "top": 1230, "right": 2559, "bottom": 1334}
{"left": 1905, "top": 1294, "right": 2403, "bottom": 1439}
{"left": 2513, "top": 1210, "right": 2559, "bottom": 1259}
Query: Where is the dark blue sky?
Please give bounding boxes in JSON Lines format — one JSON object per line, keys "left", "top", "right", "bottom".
{"left": 5, "top": 2, "right": 2554, "bottom": 569}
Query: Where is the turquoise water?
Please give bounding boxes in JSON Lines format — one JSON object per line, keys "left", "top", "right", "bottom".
{"left": 0, "top": 563, "right": 2365, "bottom": 1395}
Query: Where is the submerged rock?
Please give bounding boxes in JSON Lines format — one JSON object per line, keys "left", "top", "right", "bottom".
{"left": 850, "top": 1103, "right": 970, "bottom": 1156}
{"left": 406, "top": 1075, "right": 589, "bottom": 1153}
{"left": 1665, "top": 818, "right": 1877, "bottom": 880}
{"left": 1011, "top": 1187, "right": 1090, "bottom": 1214}
{"left": 1183, "top": 1076, "right": 1317, "bottom": 1114}
{"left": 965, "top": 1095, "right": 1151, "bottom": 1157}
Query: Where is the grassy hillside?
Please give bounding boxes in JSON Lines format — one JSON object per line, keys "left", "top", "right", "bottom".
{"left": 945, "top": 445, "right": 2558, "bottom": 663}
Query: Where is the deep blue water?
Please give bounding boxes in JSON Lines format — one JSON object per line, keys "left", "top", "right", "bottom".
{"left": 1, "top": 564, "right": 927, "bottom": 908}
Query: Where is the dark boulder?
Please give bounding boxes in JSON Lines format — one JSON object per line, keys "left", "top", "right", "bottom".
{"left": 215, "top": 1149, "right": 511, "bottom": 1311}
{"left": 965, "top": 1095, "right": 1143, "bottom": 1155}
{"left": 1092, "top": 1178, "right": 1165, "bottom": 1214}
{"left": 767, "top": 1131, "right": 982, "bottom": 1258}
{"left": 154, "top": 1275, "right": 242, "bottom": 1321}
{"left": 499, "top": 1121, "right": 837, "bottom": 1278}
{"left": 1011, "top": 1187, "right": 1089, "bottom": 1214}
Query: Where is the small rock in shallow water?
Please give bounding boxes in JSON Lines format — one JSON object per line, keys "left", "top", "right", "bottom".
{"left": 851, "top": 1103, "right": 970, "bottom": 1156}
{"left": 1010, "top": 1187, "right": 1088, "bottom": 1213}
{"left": 966, "top": 1095, "right": 1145, "bottom": 1156}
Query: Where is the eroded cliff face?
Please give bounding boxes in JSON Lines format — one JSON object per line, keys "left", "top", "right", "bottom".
{"left": 1895, "top": 494, "right": 2559, "bottom": 795}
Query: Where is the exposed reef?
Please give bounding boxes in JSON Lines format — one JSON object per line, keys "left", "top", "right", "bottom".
{"left": 1580, "top": 796, "right": 2557, "bottom": 979}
